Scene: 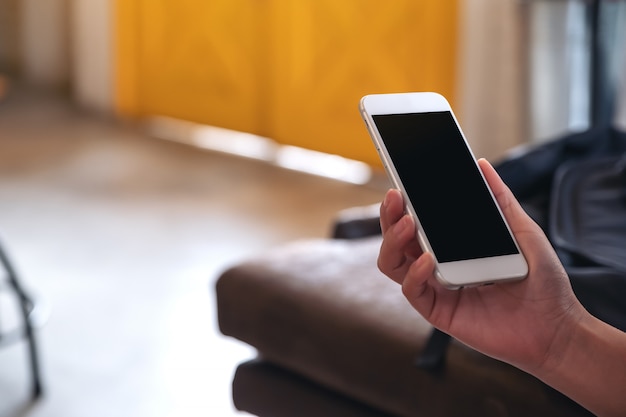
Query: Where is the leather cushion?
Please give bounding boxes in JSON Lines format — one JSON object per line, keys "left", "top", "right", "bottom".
{"left": 216, "top": 237, "right": 590, "bottom": 417}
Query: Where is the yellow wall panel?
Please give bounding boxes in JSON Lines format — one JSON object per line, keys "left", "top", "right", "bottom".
{"left": 116, "top": 0, "right": 457, "bottom": 165}
{"left": 118, "top": 0, "right": 270, "bottom": 135}
{"left": 267, "top": 1, "right": 458, "bottom": 165}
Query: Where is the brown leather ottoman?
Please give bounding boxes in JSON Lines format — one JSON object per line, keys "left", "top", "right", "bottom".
{"left": 216, "top": 237, "right": 591, "bottom": 416}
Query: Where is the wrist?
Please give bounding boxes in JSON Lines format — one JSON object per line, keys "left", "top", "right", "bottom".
{"left": 530, "top": 309, "right": 626, "bottom": 416}
{"left": 530, "top": 303, "right": 590, "bottom": 381}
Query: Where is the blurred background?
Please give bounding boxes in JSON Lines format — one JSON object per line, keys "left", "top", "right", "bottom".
{"left": 0, "top": 0, "right": 625, "bottom": 416}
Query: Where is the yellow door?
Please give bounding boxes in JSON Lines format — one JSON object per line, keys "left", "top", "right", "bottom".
{"left": 267, "top": 1, "right": 458, "bottom": 165}
{"left": 116, "top": 0, "right": 457, "bottom": 165}
{"left": 116, "top": 0, "right": 271, "bottom": 136}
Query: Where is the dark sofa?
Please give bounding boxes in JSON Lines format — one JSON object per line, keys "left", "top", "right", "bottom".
{"left": 216, "top": 126, "right": 626, "bottom": 416}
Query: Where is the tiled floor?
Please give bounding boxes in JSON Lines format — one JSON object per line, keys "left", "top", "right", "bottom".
{"left": 0, "top": 89, "right": 384, "bottom": 416}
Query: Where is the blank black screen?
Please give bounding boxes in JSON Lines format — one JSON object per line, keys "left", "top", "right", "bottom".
{"left": 373, "top": 111, "right": 518, "bottom": 262}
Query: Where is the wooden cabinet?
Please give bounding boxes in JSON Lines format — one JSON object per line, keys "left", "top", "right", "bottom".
{"left": 116, "top": 0, "right": 457, "bottom": 165}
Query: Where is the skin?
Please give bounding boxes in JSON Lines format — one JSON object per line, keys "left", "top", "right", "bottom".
{"left": 377, "top": 158, "right": 626, "bottom": 417}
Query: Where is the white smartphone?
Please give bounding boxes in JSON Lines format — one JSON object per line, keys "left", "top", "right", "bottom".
{"left": 360, "top": 92, "right": 528, "bottom": 289}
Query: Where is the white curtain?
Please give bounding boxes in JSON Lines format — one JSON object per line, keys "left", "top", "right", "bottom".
{"left": 456, "top": 0, "right": 528, "bottom": 162}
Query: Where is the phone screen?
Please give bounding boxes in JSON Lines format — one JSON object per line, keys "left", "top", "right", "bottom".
{"left": 372, "top": 111, "right": 519, "bottom": 263}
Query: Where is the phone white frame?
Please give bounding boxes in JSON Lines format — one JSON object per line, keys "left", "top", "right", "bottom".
{"left": 360, "top": 92, "right": 528, "bottom": 289}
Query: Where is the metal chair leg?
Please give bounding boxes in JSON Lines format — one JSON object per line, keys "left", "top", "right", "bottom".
{"left": 0, "top": 241, "right": 43, "bottom": 398}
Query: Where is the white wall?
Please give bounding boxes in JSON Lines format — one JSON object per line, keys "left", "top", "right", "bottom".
{"left": 16, "top": 0, "right": 113, "bottom": 112}
{"left": 70, "top": 0, "right": 114, "bottom": 113}
{"left": 456, "top": 0, "right": 527, "bottom": 160}
{"left": 19, "top": 0, "right": 71, "bottom": 88}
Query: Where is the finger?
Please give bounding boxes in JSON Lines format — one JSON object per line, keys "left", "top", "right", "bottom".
{"left": 401, "top": 252, "right": 438, "bottom": 320}
{"left": 403, "top": 252, "right": 464, "bottom": 331}
{"left": 379, "top": 189, "right": 404, "bottom": 235}
{"left": 478, "top": 159, "right": 561, "bottom": 276}
{"left": 377, "top": 214, "right": 418, "bottom": 283}
{"left": 478, "top": 159, "right": 536, "bottom": 234}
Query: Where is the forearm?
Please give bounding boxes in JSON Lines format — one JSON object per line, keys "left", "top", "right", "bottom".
{"left": 536, "top": 313, "right": 626, "bottom": 417}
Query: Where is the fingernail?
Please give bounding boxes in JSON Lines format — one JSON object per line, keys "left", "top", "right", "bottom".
{"left": 382, "top": 191, "right": 391, "bottom": 208}
{"left": 416, "top": 252, "right": 433, "bottom": 272}
{"left": 396, "top": 215, "right": 412, "bottom": 237}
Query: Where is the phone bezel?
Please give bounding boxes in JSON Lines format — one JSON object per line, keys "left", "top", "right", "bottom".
{"left": 360, "top": 92, "right": 528, "bottom": 289}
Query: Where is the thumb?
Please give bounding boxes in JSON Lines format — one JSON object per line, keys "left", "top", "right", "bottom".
{"left": 478, "top": 158, "right": 558, "bottom": 271}
{"left": 477, "top": 158, "right": 535, "bottom": 235}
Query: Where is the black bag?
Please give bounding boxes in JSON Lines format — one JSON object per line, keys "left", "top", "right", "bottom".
{"left": 499, "top": 126, "right": 626, "bottom": 332}
{"left": 418, "top": 126, "right": 626, "bottom": 369}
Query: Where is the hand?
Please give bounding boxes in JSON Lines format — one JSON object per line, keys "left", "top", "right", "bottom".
{"left": 377, "top": 159, "right": 586, "bottom": 374}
